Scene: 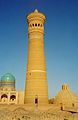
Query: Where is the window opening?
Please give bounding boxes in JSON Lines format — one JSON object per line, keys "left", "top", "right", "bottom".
{"left": 32, "top": 24, "right": 34, "bottom": 27}
{"left": 38, "top": 24, "right": 40, "bottom": 26}
{"left": 35, "top": 23, "right": 37, "bottom": 26}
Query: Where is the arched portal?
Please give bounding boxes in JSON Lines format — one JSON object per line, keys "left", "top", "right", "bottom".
{"left": 10, "top": 95, "right": 16, "bottom": 102}
{"left": 35, "top": 95, "right": 38, "bottom": 106}
{"left": 1, "top": 94, "right": 8, "bottom": 103}
{"left": 35, "top": 98, "right": 38, "bottom": 104}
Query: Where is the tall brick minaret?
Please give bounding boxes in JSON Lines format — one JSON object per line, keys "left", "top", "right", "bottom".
{"left": 24, "top": 9, "right": 48, "bottom": 105}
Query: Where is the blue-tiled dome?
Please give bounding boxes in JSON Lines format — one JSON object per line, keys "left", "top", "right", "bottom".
{"left": 1, "top": 73, "right": 15, "bottom": 82}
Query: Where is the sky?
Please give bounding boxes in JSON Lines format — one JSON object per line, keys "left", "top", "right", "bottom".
{"left": 0, "top": 0, "right": 78, "bottom": 98}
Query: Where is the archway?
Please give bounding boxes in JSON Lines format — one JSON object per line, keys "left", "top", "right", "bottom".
{"left": 10, "top": 95, "right": 16, "bottom": 102}
{"left": 35, "top": 95, "right": 38, "bottom": 106}
{"left": 1, "top": 94, "right": 8, "bottom": 103}
{"left": 35, "top": 98, "right": 38, "bottom": 104}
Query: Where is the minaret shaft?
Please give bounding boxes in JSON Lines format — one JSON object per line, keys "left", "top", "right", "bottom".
{"left": 27, "top": 33, "right": 46, "bottom": 71}
{"left": 24, "top": 10, "right": 48, "bottom": 105}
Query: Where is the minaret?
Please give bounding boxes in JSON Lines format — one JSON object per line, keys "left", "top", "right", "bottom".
{"left": 24, "top": 9, "right": 48, "bottom": 105}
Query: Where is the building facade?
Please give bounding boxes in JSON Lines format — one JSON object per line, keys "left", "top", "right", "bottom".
{"left": 0, "top": 73, "right": 24, "bottom": 104}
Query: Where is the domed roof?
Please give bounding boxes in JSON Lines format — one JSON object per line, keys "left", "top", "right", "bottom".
{"left": 1, "top": 73, "right": 15, "bottom": 82}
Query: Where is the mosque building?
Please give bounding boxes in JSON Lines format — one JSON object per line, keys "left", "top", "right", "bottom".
{"left": 0, "top": 73, "right": 24, "bottom": 104}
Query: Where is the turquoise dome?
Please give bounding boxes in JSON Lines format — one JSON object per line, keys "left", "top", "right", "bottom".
{"left": 1, "top": 73, "right": 15, "bottom": 82}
